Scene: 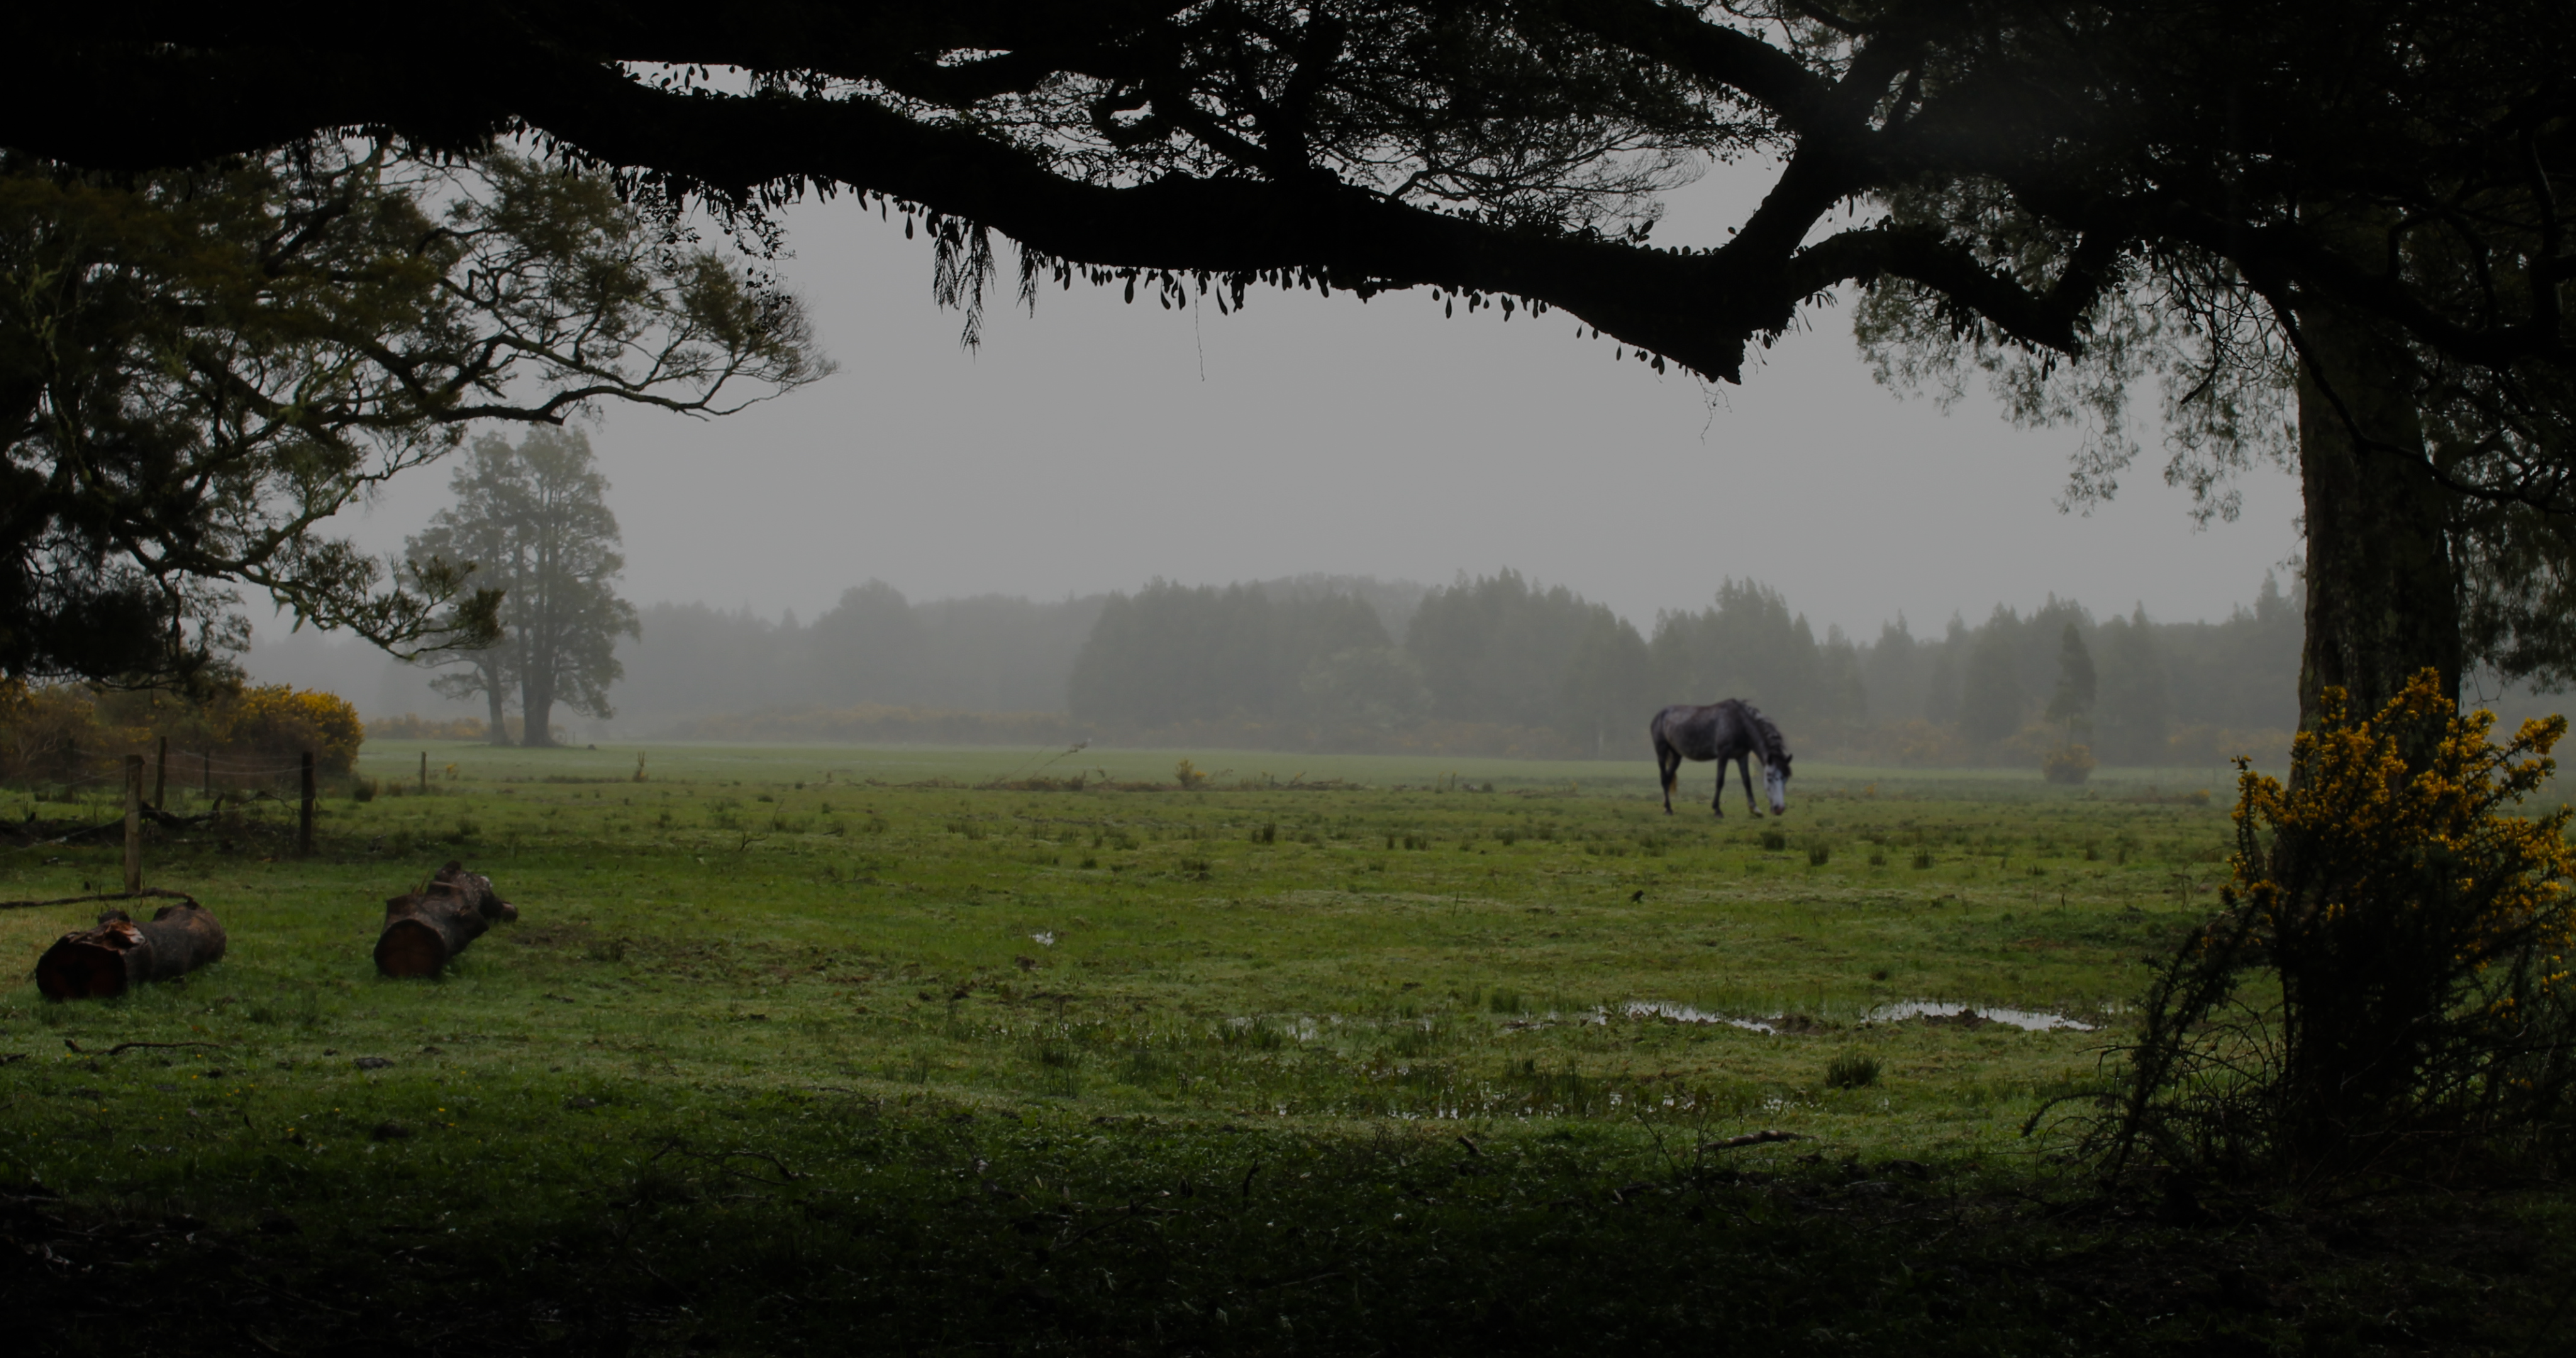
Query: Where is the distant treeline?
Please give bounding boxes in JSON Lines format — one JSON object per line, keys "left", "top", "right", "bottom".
{"left": 608, "top": 574, "right": 1426, "bottom": 729}
{"left": 1063, "top": 570, "right": 2301, "bottom": 765}
{"left": 596, "top": 568, "right": 2313, "bottom": 766}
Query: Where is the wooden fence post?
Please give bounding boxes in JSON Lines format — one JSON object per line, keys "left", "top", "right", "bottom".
{"left": 123, "top": 754, "right": 143, "bottom": 895}
{"left": 153, "top": 736, "right": 169, "bottom": 810}
{"left": 419, "top": 750, "right": 428, "bottom": 793}
{"left": 299, "top": 751, "right": 315, "bottom": 856}
{"left": 202, "top": 750, "right": 211, "bottom": 798}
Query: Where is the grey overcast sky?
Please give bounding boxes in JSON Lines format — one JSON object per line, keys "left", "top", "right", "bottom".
{"left": 314, "top": 167, "right": 2302, "bottom": 650}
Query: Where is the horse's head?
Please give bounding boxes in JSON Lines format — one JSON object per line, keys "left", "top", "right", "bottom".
{"left": 1765, "top": 754, "right": 1792, "bottom": 815}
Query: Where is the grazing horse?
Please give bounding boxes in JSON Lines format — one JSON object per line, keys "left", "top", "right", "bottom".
{"left": 1651, "top": 699, "right": 1792, "bottom": 817}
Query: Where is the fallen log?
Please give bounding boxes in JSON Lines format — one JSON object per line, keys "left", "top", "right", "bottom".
{"left": 35, "top": 898, "right": 228, "bottom": 1000}
{"left": 374, "top": 861, "right": 518, "bottom": 978}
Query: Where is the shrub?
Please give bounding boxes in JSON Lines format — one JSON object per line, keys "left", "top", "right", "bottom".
{"left": 1172, "top": 758, "right": 1209, "bottom": 790}
{"left": 2085, "top": 673, "right": 2576, "bottom": 1185}
{"left": 0, "top": 682, "right": 99, "bottom": 783}
{"left": 211, "top": 685, "right": 365, "bottom": 774}
{"left": 4, "top": 682, "right": 365, "bottom": 786}
{"left": 2041, "top": 743, "right": 2097, "bottom": 785}
{"left": 367, "top": 713, "right": 490, "bottom": 741}
{"left": 1825, "top": 1052, "right": 1882, "bottom": 1089}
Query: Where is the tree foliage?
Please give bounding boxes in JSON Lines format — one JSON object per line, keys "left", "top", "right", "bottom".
{"left": 13, "top": 4, "right": 2560, "bottom": 391}
{"left": 0, "top": 143, "right": 823, "bottom": 689}
{"left": 1647, "top": 578, "right": 1861, "bottom": 735}
{"left": 1069, "top": 580, "right": 1396, "bottom": 727}
{"left": 1407, "top": 570, "right": 1619, "bottom": 731}
{"left": 2046, "top": 622, "right": 2096, "bottom": 726}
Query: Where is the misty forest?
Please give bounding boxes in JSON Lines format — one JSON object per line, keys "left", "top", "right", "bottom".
{"left": 497, "top": 568, "right": 2311, "bottom": 771}
{"left": 9, "top": 4, "right": 2576, "bottom": 1355}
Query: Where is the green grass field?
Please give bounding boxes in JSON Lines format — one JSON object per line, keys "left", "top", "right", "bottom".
{"left": 2, "top": 743, "right": 2566, "bottom": 1355}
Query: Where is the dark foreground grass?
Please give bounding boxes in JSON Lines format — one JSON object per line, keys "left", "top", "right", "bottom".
{"left": 3, "top": 1095, "right": 2568, "bottom": 1355}
{"left": 3, "top": 743, "right": 2570, "bottom": 1354}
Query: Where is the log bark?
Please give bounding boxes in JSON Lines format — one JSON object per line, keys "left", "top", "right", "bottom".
{"left": 35, "top": 898, "right": 228, "bottom": 1000}
{"left": 374, "top": 861, "right": 518, "bottom": 978}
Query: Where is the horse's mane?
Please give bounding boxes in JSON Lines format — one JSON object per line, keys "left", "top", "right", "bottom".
{"left": 1736, "top": 700, "right": 1789, "bottom": 764}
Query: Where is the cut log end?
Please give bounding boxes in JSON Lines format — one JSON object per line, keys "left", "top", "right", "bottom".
{"left": 36, "top": 940, "right": 136, "bottom": 1000}
{"left": 373, "top": 864, "right": 515, "bottom": 978}
{"left": 374, "top": 917, "right": 453, "bottom": 979}
{"left": 33, "top": 900, "right": 223, "bottom": 1002}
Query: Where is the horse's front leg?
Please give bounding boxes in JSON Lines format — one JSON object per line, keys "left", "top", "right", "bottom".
{"left": 1739, "top": 756, "right": 1760, "bottom": 816}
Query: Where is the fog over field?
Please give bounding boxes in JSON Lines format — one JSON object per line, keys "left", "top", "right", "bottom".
{"left": 247, "top": 170, "right": 2309, "bottom": 735}
{"left": 235, "top": 180, "right": 2322, "bottom": 754}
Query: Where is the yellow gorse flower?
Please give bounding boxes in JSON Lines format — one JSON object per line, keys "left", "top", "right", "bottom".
{"left": 2223, "top": 673, "right": 2574, "bottom": 985}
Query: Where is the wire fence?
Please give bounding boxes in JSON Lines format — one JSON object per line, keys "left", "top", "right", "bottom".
{"left": 9, "top": 748, "right": 322, "bottom": 881}
{"left": 20, "top": 748, "right": 316, "bottom": 793}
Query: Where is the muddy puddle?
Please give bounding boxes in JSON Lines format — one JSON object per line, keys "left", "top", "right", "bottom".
{"left": 1864, "top": 1001, "right": 2094, "bottom": 1032}
{"left": 1615, "top": 999, "right": 2096, "bottom": 1034}
{"left": 1619, "top": 1001, "right": 1777, "bottom": 1033}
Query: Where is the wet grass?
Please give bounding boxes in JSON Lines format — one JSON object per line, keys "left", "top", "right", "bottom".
{"left": 0, "top": 742, "right": 2567, "bottom": 1354}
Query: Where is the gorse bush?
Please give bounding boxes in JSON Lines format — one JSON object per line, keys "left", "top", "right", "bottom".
{"left": 2041, "top": 742, "right": 2096, "bottom": 785}
{"left": 219, "top": 685, "right": 364, "bottom": 773}
{"left": 3, "top": 681, "right": 364, "bottom": 783}
{"left": 2087, "top": 672, "right": 2576, "bottom": 1186}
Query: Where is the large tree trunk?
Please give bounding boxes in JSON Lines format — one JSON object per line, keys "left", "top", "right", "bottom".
{"left": 521, "top": 688, "right": 555, "bottom": 746}
{"left": 482, "top": 653, "right": 511, "bottom": 746}
{"left": 520, "top": 627, "right": 556, "bottom": 746}
{"left": 375, "top": 861, "right": 518, "bottom": 978}
{"left": 35, "top": 898, "right": 227, "bottom": 1000}
{"left": 2296, "top": 302, "right": 2460, "bottom": 730}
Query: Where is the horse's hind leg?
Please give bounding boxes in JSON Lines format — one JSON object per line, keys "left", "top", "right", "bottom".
{"left": 1657, "top": 744, "right": 1679, "bottom": 814}
{"left": 1709, "top": 758, "right": 1726, "bottom": 818}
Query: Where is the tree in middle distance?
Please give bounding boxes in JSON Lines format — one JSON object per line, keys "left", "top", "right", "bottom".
{"left": 1958, "top": 610, "right": 2029, "bottom": 749}
{"left": 409, "top": 429, "right": 638, "bottom": 747}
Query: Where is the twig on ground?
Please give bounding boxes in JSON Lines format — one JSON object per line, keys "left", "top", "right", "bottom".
{"left": 1702, "top": 1130, "right": 1804, "bottom": 1150}
{"left": 1, "top": 887, "right": 201, "bottom": 912}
